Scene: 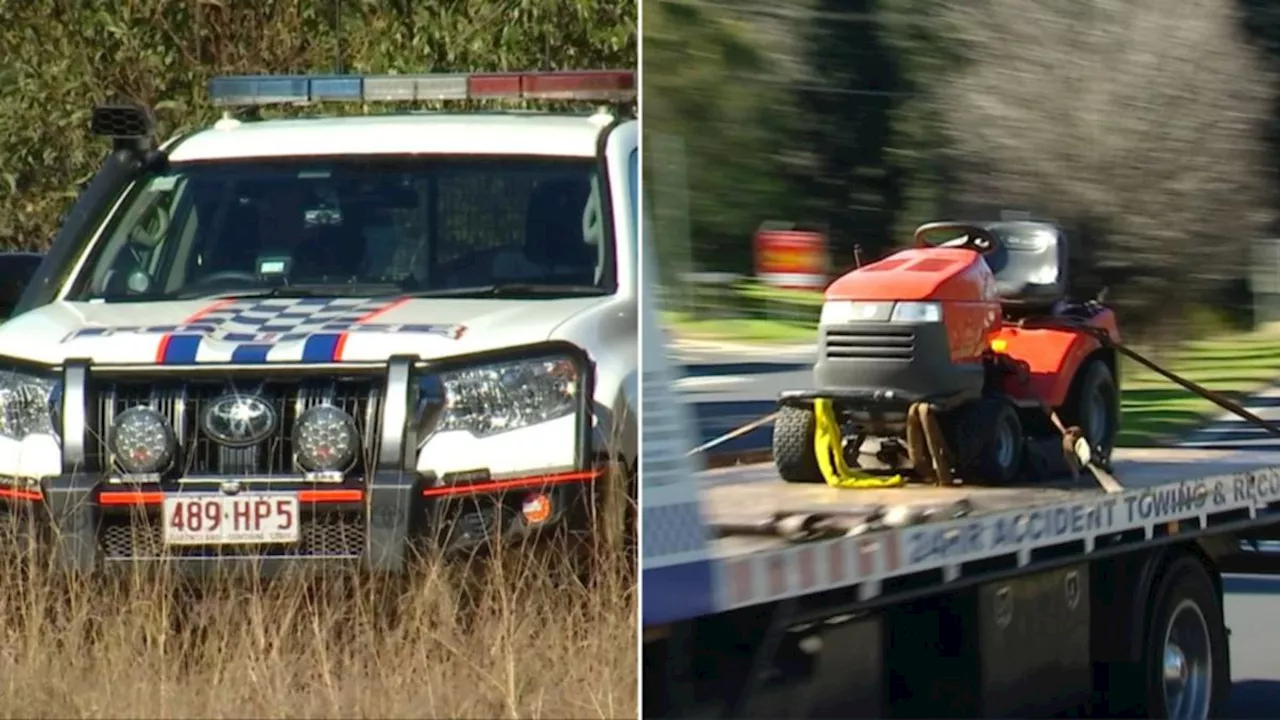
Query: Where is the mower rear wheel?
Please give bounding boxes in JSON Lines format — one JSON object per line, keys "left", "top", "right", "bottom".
{"left": 773, "top": 405, "right": 824, "bottom": 483}
{"left": 954, "top": 397, "right": 1024, "bottom": 485}
{"left": 1060, "top": 359, "right": 1119, "bottom": 470}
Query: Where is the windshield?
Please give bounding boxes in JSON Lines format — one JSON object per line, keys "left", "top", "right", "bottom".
{"left": 67, "top": 156, "right": 612, "bottom": 302}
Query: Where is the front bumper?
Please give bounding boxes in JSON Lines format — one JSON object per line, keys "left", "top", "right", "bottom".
{"left": 0, "top": 468, "right": 596, "bottom": 576}
{"left": 0, "top": 341, "right": 601, "bottom": 576}
{"left": 813, "top": 320, "right": 984, "bottom": 404}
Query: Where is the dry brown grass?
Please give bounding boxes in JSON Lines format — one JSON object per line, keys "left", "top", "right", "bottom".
{"left": 0, "top": 531, "right": 636, "bottom": 719}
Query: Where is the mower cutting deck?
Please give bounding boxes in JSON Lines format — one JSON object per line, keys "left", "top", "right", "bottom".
{"left": 774, "top": 220, "right": 1121, "bottom": 489}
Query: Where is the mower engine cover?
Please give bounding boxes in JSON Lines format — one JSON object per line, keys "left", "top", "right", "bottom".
{"left": 814, "top": 245, "right": 1001, "bottom": 404}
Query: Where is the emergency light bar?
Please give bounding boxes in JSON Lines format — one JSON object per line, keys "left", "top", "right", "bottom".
{"left": 208, "top": 70, "right": 636, "bottom": 108}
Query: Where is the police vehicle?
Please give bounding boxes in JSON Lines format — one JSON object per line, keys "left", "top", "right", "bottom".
{"left": 0, "top": 70, "right": 637, "bottom": 574}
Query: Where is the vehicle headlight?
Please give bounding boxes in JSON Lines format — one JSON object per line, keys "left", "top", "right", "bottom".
{"left": 889, "top": 301, "right": 942, "bottom": 323}
{"left": 0, "top": 370, "right": 59, "bottom": 441}
{"left": 819, "top": 301, "right": 893, "bottom": 325}
{"left": 292, "top": 404, "right": 359, "bottom": 472}
{"left": 110, "top": 406, "right": 176, "bottom": 474}
{"left": 433, "top": 356, "right": 579, "bottom": 438}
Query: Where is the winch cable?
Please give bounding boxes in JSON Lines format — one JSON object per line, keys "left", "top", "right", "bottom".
{"left": 687, "top": 411, "right": 779, "bottom": 457}
{"left": 1110, "top": 335, "right": 1280, "bottom": 439}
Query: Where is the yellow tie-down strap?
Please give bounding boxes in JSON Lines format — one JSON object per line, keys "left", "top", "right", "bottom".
{"left": 812, "top": 398, "right": 906, "bottom": 489}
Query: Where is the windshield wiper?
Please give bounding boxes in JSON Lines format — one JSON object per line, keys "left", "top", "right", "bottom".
{"left": 401, "top": 283, "right": 608, "bottom": 299}
{"left": 176, "top": 282, "right": 405, "bottom": 301}
{"left": 176, "top": 286, "right": 326, "bottom": 301}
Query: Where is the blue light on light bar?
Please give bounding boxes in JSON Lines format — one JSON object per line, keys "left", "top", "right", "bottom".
{"left": 209, "top": 75, "right": 367, "bottom": 107}
{"left": 209, "top": 76, "right": 306, "bottom": 106}
{"left": 309, "top": 76, "right": 364, "bottom": 102}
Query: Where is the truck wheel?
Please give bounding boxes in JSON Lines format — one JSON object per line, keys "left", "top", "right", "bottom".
{"left": 773, "top": 405, "right": 824, "bottom": 483}
{"left": 955, "top": 397, "right": 1023, "bottom": 485}
{"left": 1061, "top": 360, "right": 1119, "bottom": 470}
{"left": 1126, "top": 555, "right": 1230, "bottom": 719}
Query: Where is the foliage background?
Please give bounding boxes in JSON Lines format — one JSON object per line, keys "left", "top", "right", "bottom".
{"left": 644, "top": 0, "right": 1280, "bottom": 339}
{"left": 0, "top": 0, "right": 636, "bottom": 251}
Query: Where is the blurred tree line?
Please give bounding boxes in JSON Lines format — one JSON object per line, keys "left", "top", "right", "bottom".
{"left": 0, "top": 0, "right": 635, "bottom": 252}
{"left": 644, "top": 0, "right": 1280, "bottom": 337}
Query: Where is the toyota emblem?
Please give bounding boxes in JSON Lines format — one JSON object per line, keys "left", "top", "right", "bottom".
{"left": 201, "top": 393, "right": 279, "bottom": 447}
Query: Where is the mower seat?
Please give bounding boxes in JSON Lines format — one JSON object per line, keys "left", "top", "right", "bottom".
{"left": 982, "top": 221, "right": 1069, "bottom": 310}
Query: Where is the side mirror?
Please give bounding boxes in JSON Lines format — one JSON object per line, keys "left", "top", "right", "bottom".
{"left": 0, "top": 253, "right": 45, "bottom": 320}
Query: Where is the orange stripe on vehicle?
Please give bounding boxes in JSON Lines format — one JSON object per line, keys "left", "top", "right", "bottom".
{"left": 298, "top": 489, "right": 363, "bottom": 503}
{"left": 155, "top": 297, "right": 240, "bottom": 363}
{"left": 335, "top": 296, "right": 412, "bottom": 361}
{"left": 421, "top": 469, "right": 601, "bottom": 498}
{"left": 153, "top": 335, "right": 172, "bottom": 364}
{"left": 0, "top": 486, "right": 42, "bottom": 502}
{"left": 99, "top": 489, "right": 363, "bottom": 506}
{"left": 99, "top": 490, "right": 164, "bottom": 506}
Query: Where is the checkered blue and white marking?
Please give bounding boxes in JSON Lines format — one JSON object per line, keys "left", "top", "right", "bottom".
{"left": 63, "top": 296, "right": 465, "bottom": 364}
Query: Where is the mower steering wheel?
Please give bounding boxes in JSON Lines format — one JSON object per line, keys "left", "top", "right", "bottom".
{"left": 955, "top": 232, "right": 997, "bottom": 255}
{"left": 914, "top": 222, "right": 1002, "bottom": 256}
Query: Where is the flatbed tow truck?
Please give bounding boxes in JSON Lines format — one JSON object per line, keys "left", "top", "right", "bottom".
{"left": 641, "top": 221, "right": 1280, "bottom": 719}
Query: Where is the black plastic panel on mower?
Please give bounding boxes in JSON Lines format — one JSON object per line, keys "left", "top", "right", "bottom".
{"left": 777, "top": 388, "right": 953, "bottom": 411}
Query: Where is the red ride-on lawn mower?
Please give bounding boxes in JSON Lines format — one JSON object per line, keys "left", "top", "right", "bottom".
{"left": 773, "top": 220, "right": 1122, "bottom": 487}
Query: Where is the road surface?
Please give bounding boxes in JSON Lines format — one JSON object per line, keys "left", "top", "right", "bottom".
{"left": 674, "top": 344, "right": 810, "bottom": 454}
{"left": 672, "top": 341, "right": 1280, "bottom": 717}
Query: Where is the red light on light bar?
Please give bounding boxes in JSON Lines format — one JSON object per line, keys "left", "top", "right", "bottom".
{"left": 468, "top": 71, "right": 635, "bottom": 102}
{"left": 467, "top": 74, "right": 524, "bottom": 98}
{"left": 523, "top": 71, "right": 635, "bottom": 100}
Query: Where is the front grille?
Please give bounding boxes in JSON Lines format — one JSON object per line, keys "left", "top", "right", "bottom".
{"left": 824, "top": 326, "right": 915, "bottom": 361}
{"left": 99, "top": 513, "right": 366, "bottom": 559}
{"left": 87, "top": 376, "right": 384, "bottom": 477}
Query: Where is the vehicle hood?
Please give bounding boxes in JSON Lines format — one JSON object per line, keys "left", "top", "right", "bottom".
{"left": 823, "top": 247, "right": 992, "bottom": 302}
{"left": 0, "top": 295, "right": 606, "bottom": 366}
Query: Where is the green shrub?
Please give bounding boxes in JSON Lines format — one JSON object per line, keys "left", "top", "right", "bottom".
{"left": 0, "top": 0, "right": 636, "bottom": 250}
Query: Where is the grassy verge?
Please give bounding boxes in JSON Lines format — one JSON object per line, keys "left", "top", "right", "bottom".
{"left": 662, "top": 282, "right": 822, "bottom": 345}
{"left": 662, "top": 311, "right": 817, "bottom": 344}
{"left": 735, "top": 284, "right": 826, "bottom": 307}
{"left": 0, "top": 534, "right": 636, "bottom": 719}
{"left": 1118, "top": 330, "right": 1280, "bottom": 446}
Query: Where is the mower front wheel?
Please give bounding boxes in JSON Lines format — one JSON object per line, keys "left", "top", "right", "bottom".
{"left": 773, "top": 405, "right": 824, "bottom": 483}
{"left": 955, "top": 397, "right": 1024, "bottom": 485}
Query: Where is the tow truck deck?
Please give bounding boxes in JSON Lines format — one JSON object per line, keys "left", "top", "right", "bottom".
{"left": 643, "top": 335, "right": 1280, "bottom": 718}
{"left": 706, "top": 447, "right": 1277, "bottom": 545}
{"left": 686, "top": 446, "right": 1280, "bottom": 609}
{"left": 648, "top": 446, "right": 1280, "bottom": 720}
